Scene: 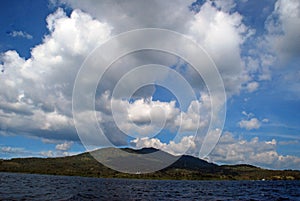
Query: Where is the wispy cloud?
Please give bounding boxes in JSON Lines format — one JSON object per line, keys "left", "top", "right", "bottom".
{"left": 0, "top": 146, "right": 26, "bottom": 154}
{"left": 0, "top": 145, "right": 78, "bottom": 159}
{"left": 278, "top": 140, "right": 299, "bottom": 145}
{"left": 9, "top": 30, "right": 33, "bottom": 39}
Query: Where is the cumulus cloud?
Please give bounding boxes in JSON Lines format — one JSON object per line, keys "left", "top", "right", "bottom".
{"left": 188, "top": 2, "right": 252, "bottom": 97}
{"left": 59, "top": 0, "right": 195, "bottom": 33}
{"left": 239, "top": 118, "right": 261, "bottom": 130}
{"left": 237, "top": 0, "right": 300, "bottom": 101}
{"left": 131, "top": 135, "right": 196, "bottom": 156}
{"left": 61, "top": 0, "right": 253, "bottom": 98}
{"left": 245, "top": 0, "right": 300, "bottom": 99}
{"left": 209, "top": 132, "right": 300, "bottom": 169}
{"left": 55, "top": 141, "right": 73, "bottom": 151}
{"left": 96, "top": 91, "right": 209, "bottom": 139}
{"left": 0, "top": 2, "right": 253, "bottom": 145}
{"left": 40, "top": 150, "right": 55, "bottom": 157}
{"left": 265, "top": 0, "right": 300, "bottom": 61}
{"left": 9, "top": 30, "right": 33, "bottom": 39}
{"left": 0, "top": 8, "right": 112, "bottom": 141}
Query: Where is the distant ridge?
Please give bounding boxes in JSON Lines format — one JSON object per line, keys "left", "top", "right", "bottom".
{"left": 0, "top": 147, "right": 299, "bottom": 180}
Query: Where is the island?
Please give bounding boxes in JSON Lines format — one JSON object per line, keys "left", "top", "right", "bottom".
{"left": 0, "top": 147, "right": 299, "bottom": 180}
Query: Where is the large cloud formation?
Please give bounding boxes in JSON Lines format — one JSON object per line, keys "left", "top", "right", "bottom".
{"left": 0, "top": 9, "right": 112, "bottom": 141}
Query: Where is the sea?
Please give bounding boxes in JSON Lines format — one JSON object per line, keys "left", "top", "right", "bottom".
{"left": 0, "top": 172, "right": 299, "bottom": 201}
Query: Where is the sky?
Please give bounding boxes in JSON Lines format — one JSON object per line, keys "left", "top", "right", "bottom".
{"left": 0, "top": 0, "right": 299, "bottom": 170}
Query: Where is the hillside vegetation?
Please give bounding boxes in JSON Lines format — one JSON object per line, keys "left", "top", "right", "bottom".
{"left": 0, "top": 148, "right": 299, "bottom": 180}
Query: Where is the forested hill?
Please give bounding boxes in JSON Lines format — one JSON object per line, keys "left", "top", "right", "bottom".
{"left": 0, "top": 147, "right": 299, "bottom": 180}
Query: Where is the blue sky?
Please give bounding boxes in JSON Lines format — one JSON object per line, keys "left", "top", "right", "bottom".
{"left": 0, "top": 0, "right": 299, "bottom": 170}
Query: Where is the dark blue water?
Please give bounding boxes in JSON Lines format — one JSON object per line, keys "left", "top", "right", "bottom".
{"left": 0, "top": 172, "right": 299, "bottom": 201}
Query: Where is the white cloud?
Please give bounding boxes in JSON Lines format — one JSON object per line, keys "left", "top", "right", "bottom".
{"left": 266, "top": 139, "right": 277, "bottom": 145}
{"left": 0, "top": 146, "right": 25, "bottom": 154}
{"left": 255, "top": 53, "right": 274, "bottom": 81}
{"left": 55, "top": 141, "right": 73, "bottom": 151}
{"left": 209, "top": 132, "right": 300, "bottom": 169}
{"left": 174, "top": 100, "right": 203, "bottom": 132}
{"left": 0, "top": 8, "right": 112, "bottom": 141}
{"left": 0, "top": 146, "right": 42, "bottom": 158}
{"left": 61, "top": 0, "right": 253, "bottom": 98}
{"left": 262, "top": 118, "right": 269, "bottom": 123}
{"left": 246, "top": 81, "right": 259, "bottom": 93}
{"left": 96, "top": 91, "right": 210, "bottom": 138}
{"left": 59, "top": 0, "right": 195, "bottom": 33}
{"left": 242, "top": 111, "right": 254, "bottom": 118}
{"left": 0, "top": 2, "right": 252, "bottom": 146}
{"left": 249, "top": 0, "right": 300, "bottom": 99}
{"left": 127, "top": 99, "right": 179, "bottom": 126}
{"left": 40, "top": 149, "right": 77, "bottom": 157}
{"left": 265, "top": 0, "right": 300, "bottom": 61}
{"left": 188, "top": 2, "right": 252, "bottom": 97}
{"left": 40, "top": 150, "right": 54, "bottom": 157}
{"left": 239, "top": 118, "right": 261, "bottom": 130}
{"left": 131, "top": 135, "right": 196, "bottom": 156}
{"left": 9, "top": 31, "right": 33, "bottom": 39}
{"left": 238, "top": 0, "right": 300, "bottom": 100}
